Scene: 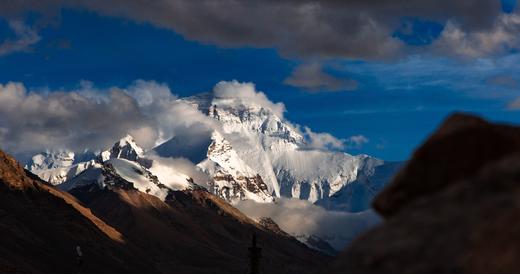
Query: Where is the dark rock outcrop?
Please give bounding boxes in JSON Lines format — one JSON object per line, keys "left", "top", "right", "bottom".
{"left": 331, "top": 113, "right": 520, "bottom": 274}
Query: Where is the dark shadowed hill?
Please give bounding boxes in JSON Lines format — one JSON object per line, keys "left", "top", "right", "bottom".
{"left": 0, "top": 150, "right": 152, "bottom": 274}
{"left": 0, "top": 149, "right": 329, "bottom": 273}
{"left": 331, "top": 113, "right": 520, "bottom": 274}
{"left": 70, "top": 184, "right": 330, "bottom": 273}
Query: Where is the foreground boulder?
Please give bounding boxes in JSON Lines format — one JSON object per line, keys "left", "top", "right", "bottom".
{"left": 331, "top": 113, "right": 520, "bottom": 274}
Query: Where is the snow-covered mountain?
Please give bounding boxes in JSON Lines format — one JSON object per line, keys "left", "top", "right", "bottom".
{"left": 26, "top": 150, "right": 97, "bottom": 185}
{"left": 179, "top": 91, "right": 395, "bottom": 209}
{"left": 30, "top": 135, "right": 195, "bottom": 202}
{"left": 198, "top": 131, "right": 274, "bottom": 203}
{"left": 27, "top": 89, "right": 396, "bottom": 212}
{"left": 23, "top": 86, "right": 400, "bottom": 254}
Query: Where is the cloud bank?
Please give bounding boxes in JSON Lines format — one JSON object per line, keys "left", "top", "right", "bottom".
{"left": 236, "top": 198, "right": 381, "bottom": 249}
{"left": 0, "top": 0, "right": 515, "bottom": 60}
{"left": 0, "top": 80, "right": 211, "bottom": 154}
{"left": 0, "top": 80, "right": 322, "bottom": 157}
{"left": 0, "top": 81, "right": 157, "bottom": 153}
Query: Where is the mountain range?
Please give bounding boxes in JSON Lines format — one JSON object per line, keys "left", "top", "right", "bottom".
{"left": 19, "top": 89, "right": 399, "bottom": 254}
{"left": 26, "top": 90, "right": 398, "bottom": 211}
{"left": 1, "top": 148, "right": 330, "bottom": 273}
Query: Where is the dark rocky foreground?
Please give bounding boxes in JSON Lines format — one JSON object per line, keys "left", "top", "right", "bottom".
{"left": 331, "top": 113, "right": 520, "bottom": 274}
{"left": 0, "top": 150, "right": 329, "bottom": 274}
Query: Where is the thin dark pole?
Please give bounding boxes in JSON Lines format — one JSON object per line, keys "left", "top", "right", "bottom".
{"left": 248, "top": 233, "right": 262, "bottom": 274}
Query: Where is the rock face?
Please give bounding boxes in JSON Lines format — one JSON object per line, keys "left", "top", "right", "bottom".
{"left": 374, "top": 113, "right": 520, "bottom": 217}
{"left": 331, "top": 113, "right": 520, "bottom": 274}
{"left": 198, "top": 131, "right": 273, "bottom": 203}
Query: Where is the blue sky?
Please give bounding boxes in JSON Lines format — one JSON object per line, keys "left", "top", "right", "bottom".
{"left": 1, "top": 2, "right": 520, "bottom": 161}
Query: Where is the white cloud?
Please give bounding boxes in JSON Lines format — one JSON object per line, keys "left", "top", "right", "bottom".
{"left": 302, "top": 126, "right": 345, "bottom": 150}
{"left": 213, "top": 80, "right": 286, "bottom": 118}
{"left": 0, "top": 80, "right": 221, "bottom": 154}
{"left": 0, "top": 80, "right": 301, "bottom": 158}
{"left": 0, "top": 82, "right": 156, "bottom": 153}
{"left": 236, "top": 198, "right": 381, "bottom": 249}
{"left": 125, "top": 80, "right": 219, "bottom": 146}
{"left": 0, "top": 79, "right": 369, "bottom": 161}
{"left": 347, "top": 135, "right": 370, "bottom": 149}
{"left": 0, "top": 20, "right": 40, "bottom": 56}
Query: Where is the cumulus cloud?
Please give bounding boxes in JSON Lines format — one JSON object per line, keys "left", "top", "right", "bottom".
{"left": 302, "top": 127, "right": 345, "bottom": 151}
{"left": 236, "top": 198, "right": 381, "bottom": 249}
{"left": 300, "top": 127, "right": 369, "bottom": 151}
{"left": 125, "top": 80, "right": 219, "bottom": 145}
{"left": 0, "top": 82, "right": 156, "bottom": 153}
{"left": 0, "top": 79, "right": 305, "bottom": 158}
{"left": 0, "top": 0, "right": 512, "bottom": 60}
{"left": 347, "top": 135, "right": 370, "bottom": 149}
{"left": 213, "top": 80, "right": 286, "bottom": 118}
{"left": 0, "top": 20, "right": 40, "bottom": 56}
{"left": 284, "top": 63, "right": 358, "bottom": 92}
{"left": 433, "top": 13, "right": 520, "bottom": 58}
{"left": 0, "top": 80, "right": 222, "bottom": 155}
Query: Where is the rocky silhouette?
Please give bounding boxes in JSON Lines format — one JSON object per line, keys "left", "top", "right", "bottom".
{"left": 331, "top": 113, "right": 520, "bottom": 274}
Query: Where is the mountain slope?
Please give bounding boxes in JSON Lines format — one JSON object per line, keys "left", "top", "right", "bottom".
{"left": 0, "top": 150, "right": 152, "bottom": 274}
{"left": 69, "top": 182, "right": 330, "bottom": 273}
{"left": 2, "top": 148, "right": 330, "bottom": 273}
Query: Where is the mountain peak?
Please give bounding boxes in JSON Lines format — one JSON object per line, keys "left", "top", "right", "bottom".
{"left": 100, "top": 134, "right": 144, "bottom": 162}
{"left": 26, "top": 150, "right": 75, "bottom": 171}
{"left": 0, "top": 150, "right": 35, "bottom": 190}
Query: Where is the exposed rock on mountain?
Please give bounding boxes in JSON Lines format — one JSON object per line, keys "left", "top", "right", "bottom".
{"left": 198, "top": 131, "right": 273, "bottom": 203}
{"left": 331, "top": 113, "right": 520, "bottom": 274}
